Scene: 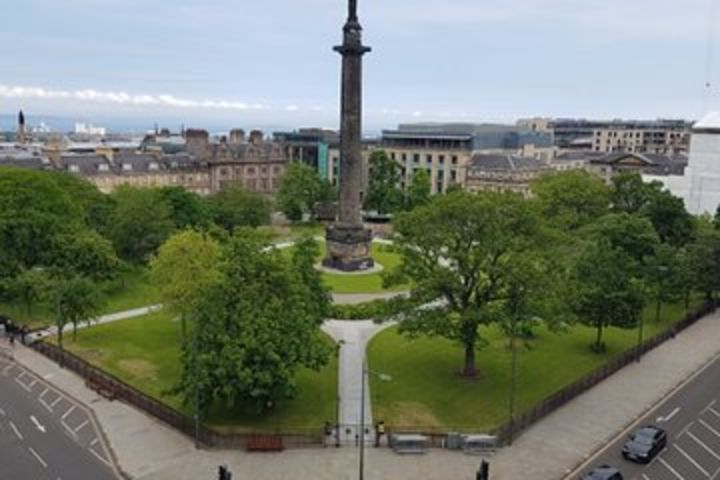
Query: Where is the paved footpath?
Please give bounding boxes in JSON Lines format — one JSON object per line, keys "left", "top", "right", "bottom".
{"left": 7, "top": 310, "right": 720, "bottom": 480}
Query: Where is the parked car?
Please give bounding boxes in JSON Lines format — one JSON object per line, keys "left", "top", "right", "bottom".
{"left": 622, "top": 425, "right": 667, "bottom": 463}
{"left": 580, "top": 465, "right": 623, "bottom": 480}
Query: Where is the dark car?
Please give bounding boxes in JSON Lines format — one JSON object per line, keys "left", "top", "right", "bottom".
{"left": 580, "top": 465, "right": 623, "bottom": 480}
{"left": 622, "top": 425, "right": 666, "bottom": 463}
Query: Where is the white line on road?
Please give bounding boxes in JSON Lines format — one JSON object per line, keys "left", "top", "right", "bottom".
{"left": 642, "top": 474, "right": 650, "bottom": 480}
{"left": 61, "top": 405, "right": 75, "bottom": 420}
{"left": 700, "top": 418, "right": 720, "bottom": 438}
{"left": 73, "top": 419, "right": 89, "bottom": 433}
{"left": 710, "top": 407, "right": 720, "bottom": 418}
{"left": 0, "top": 406, "right": 5, "bottom": 416}
{"left": 30, "top": 415, "right": 46, "bottom": 433}
{"left": 687, "top": 430, "right": 720, "bottom": 460}
{"left": 658, "top": 406, "right": 681, "bottom": 423}
{"left": 14, "top": 376, "right": 32, "bottom": 392}
{"left": 89, "top": 437, "right": 98, "bottom": 447}
{"left": 88, "top": 447, "right": 111, "bottom": 467}
{"left": 659, "top": 457, "right": 686, "bottom": 480}
{"left": 703, "top": 399, "right": 717, "bottom": 414}
{"left": 9, "top": 421, "right": 23, "bottom": 440}
{"left": 676, "top": 421, "right": 694, "bottom": 439}
{"left": 675, "top": 443, "right": 710, "bottom": 476}
{"left": 39, "top": 387, "right": 48, "bottom": 399}
{"left": 28, "top": 447, "right": 48, "bottom": 468}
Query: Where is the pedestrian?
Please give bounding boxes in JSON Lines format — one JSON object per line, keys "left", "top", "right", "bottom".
{"left": 374, "top": 420, "right": 385, "bottom": 447}
{"left": 9, "top": 332, "right": 15, "bottom": 346}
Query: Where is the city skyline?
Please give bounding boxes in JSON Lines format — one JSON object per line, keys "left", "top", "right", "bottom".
{"left": 1, "top": 0, "right": 719, "bottom": 130}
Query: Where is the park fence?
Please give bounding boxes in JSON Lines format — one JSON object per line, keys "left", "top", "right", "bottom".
{"left": 493, "top": 299, "right": 718, "bottom": 445}
{"left": 30, "top": 341, "right": 324, "bottom": 449}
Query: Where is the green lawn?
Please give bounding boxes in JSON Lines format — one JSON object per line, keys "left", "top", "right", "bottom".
{"left": 260, "top": 222, "right": 325, "bottom": 243}
{"left": 60, "top": 310, "right": 338, "bottom": 431}
{"left": 280, "top": 241, "right": 409, "bottom": 294}
{"left": 367, "top": 299, "right": 702, "bottom": 431}
{"left": 0, "top": 267, "right": 159, "bottom": 330}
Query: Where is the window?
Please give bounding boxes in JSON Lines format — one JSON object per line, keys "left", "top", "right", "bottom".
{"left": 247, "top": 167, "right": 256, "bottom": 175}
{"left": 439, "top": 155, "right": 445, "bottom": 164}
{"left": 413, "top": 154, "right": 420, "bottom": 164}
{"left": 401, "top": 153, "right": 407, "bottom": 161}
{"left": 451, "top": 156, "right": 458, "bottom": 165}
{"left": 390, "top": 152, "right": 396, "bottom": 160}
{"left": 426, "top": 154, "right": 433, "bottom": 163}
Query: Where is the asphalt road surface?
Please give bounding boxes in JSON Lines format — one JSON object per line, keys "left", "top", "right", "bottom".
{"left": 0, "top": 350, "right": 119, "bottom": 480}
{"left": 568, "top": 353, "right": 720, "bottom": 480}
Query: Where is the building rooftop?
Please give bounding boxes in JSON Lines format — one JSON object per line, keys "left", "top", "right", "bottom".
{"left": 469, "top": 154, "right": 544, "bottom": 172}
{"left": 693, "top": 112, "right": 720, "bottom": 132}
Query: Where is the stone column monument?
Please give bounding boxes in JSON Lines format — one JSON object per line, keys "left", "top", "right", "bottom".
{"left": 323, "top": 0, "right": 374, "bottom": 271}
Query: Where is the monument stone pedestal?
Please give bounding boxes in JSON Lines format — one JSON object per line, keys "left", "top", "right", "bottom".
{"left": 323, "top": 224, "right": 374, "bottom": 272}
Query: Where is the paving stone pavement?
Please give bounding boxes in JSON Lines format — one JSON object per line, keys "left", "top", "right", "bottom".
{"left": 5, "top": 309, "right": 720, "bottom": 480}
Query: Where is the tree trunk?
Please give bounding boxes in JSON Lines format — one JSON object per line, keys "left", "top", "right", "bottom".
{"left": 58, "top": 326, "right": 63, "bottom": 350}
{"left": 73, "top": 321, "right": 77, "bottom": 342}
{"left": 655, "top": 300, "right": 662, "bottom": 323}
{"left": 463, "top": 343, "right": 477, "bottom": 377}
{"left": 685, "top": 291, "right": 690, "bottom": 312}
{"left": 594, "top": 322, "right": 604, "bottom": 352}
{"left": 25, "top": 297, "right": 32, "bottom": 318}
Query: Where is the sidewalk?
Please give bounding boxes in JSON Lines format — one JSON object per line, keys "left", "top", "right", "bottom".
{"left": 30, "top": 304, "right": 163, "bottom": 342}
{"left": 7, "top": 310, "right": 720, "bottom": 480}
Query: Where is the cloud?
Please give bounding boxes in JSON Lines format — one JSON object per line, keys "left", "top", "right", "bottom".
{"left": 0, "top": 84, "right": 272, "bottom": 111}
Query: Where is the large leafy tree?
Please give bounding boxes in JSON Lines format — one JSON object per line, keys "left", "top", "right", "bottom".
{"left": 53, "top": 276, "right": 103, "bottom": 347}
{"left": 2, "top": 268, "right": 50, "bottom": 317}
{"left": 531, "top": 170, "right": 611, "bottom": 231}
{"left": 570, "top": 243, "right": 645, "bottom": 353}
{"left": 0, "top": 167, "right": 83, "bottom": 277}
{"left": 583, "top": 213, "right": 659, "bottom": 266}
{"left": 108, "top": 186, "right": 175, "bottom": 264}
{"left": 51, "top": 230, "right": 120, "bottom": 282}
{"left": 364, "top": 150, "right": 403, "bottom": 214}
{"left": 277, "top": 162, "right": 324, "bottom": 222}
{"left": 176, "top": 229, "right": 331, "bottom": 413}
{"left": 611, "top": 173, "right": 695, "bottom": 247}
{"left": 385, "top": 191, "right": 543, "bottom": 377}
{"left": 157, "top": 186, "right": 209, "bottom": 230}
{"left": 207, "top": 185, "right": 271, "bottom": 231}
{"left": 404, "top": 168, "right": 431, "bottom": 211}
{"left": 688, "top": 220, "right": 720, "bottom": 301}
{"left": 645, "top": 244, "right": 685, "bottom": 323}
{"left": 46, "top": 171, "right": 116, "bottom": 235}
{"left": 150, "top": 230, "right": 222, "bottom": 338}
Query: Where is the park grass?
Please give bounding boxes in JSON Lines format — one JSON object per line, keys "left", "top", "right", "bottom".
{"left": 0, "top": 267, "right": 160, "bottom": 330}
{"left": 260, "top": 222, "right": 326, "bottom": 244}
{"left": 280, "top": 240, "right": 409, "bottom": 294}
{"left": 60, "top": 310, "right": 338, "bottom": 431}
{"left": 367, "top": 298, "right": 703, "bottom": 431}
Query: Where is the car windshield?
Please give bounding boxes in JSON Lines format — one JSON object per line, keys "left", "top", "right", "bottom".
{"left": 632, "top": 434, "right": 654, "bottom": 445}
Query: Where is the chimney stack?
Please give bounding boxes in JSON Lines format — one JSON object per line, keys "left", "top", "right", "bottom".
{"left": 249, "top": 129, "right": 264, "bottom": 146}
{"left": 185, "top": 129, "right": 209, "bottom": 158}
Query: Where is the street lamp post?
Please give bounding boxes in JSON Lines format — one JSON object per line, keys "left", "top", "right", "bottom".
{"left": 359, "top": 357, "right": 391, "bottom": 480}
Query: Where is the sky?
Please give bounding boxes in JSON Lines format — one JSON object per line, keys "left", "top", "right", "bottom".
{"left": 1, "top": 0, "right": 719, "bottom": 132}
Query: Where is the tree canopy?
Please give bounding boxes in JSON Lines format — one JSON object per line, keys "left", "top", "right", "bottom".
{"left": 277, "top": 162, "right": 326, "bottom": 222}
{"left": 385, "top": 191, "right": 547, "bottom": 377}
{"left": 207, "top": 185, "right": 271, "bottom": 231}
{"left": 364, "top": 150, "right": 403, "bottom": 214}
{"left": 175, "top": 229, "right": 331, "bottom": 413}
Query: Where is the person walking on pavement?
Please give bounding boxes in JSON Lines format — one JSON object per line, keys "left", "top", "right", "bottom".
{"left": 375, "top": 420, "right": 385, "bottom": 447}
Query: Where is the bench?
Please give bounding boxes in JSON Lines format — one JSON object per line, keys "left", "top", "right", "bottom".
{"left": 246, "top": 435, "right": 284, "bottom": 452}
{"left": 85, "top": 376, "right": 117, "bottom": 400}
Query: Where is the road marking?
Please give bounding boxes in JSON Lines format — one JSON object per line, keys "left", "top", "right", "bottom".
{"left": 642, "top": 474, "right": 650, "bottom": 480}
{"left": 659, "top": 457, "right": 686, "bottom": 480}
{"left": 687, "top": 430, "right": 720, "bottom": 460}
{"left": 89, "top": 447, "right": 112, "bottom": 467}
{"left": 74, "top": 419, "right": 89, "bottom": 433}
{"left": 62, "top": 405, "right": 76, "bottom": 420}
{"left": 14, "top": 376, "right": 33, "bottom": 392}
{"left": 28, "top": 447, "right": 48, "bottom": 468}
{"left": 0, "top": 406, "right": 5, "bottom": 416}
{"left": 39, "top": 387, "right": 49, "bottom": 399}
{"left": 658, "top": 407, "right": 681, "bottom": 423}
{"left": 710, "top": 407, "right": 720, "bottom": 418}
{"left": 9, "top": 421, "right": 23, "bottom": 440}
{"left": 676, "top": 421, "right": 694, "bottom": 439}
{"left": 50, "top": 396, "right": 63, "bottom": 408}
{"left": 703, "top": 399, "right": 717, "bottom": 414}
{"left": 675, "top": 443, "right": 710, "bottom": 476}
{"left": 699, "top": 418, "right": 720, "bottom": 438}
{"left": 89, "top": 437, "right": 99, "bottom": 447}
{"left": 30, "top": 415, "right": 46, "bottom": 433}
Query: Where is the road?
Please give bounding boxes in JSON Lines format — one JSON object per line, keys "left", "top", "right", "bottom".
{"left": 569, "top": 353, "right": 720, "bottom": 480}
{"left": 0, "top": 351, "right": 120, "bottom": 480}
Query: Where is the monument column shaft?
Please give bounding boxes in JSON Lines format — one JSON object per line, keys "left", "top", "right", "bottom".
{"left": 339, "top": 51, "right": 364, "bottom": 226}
